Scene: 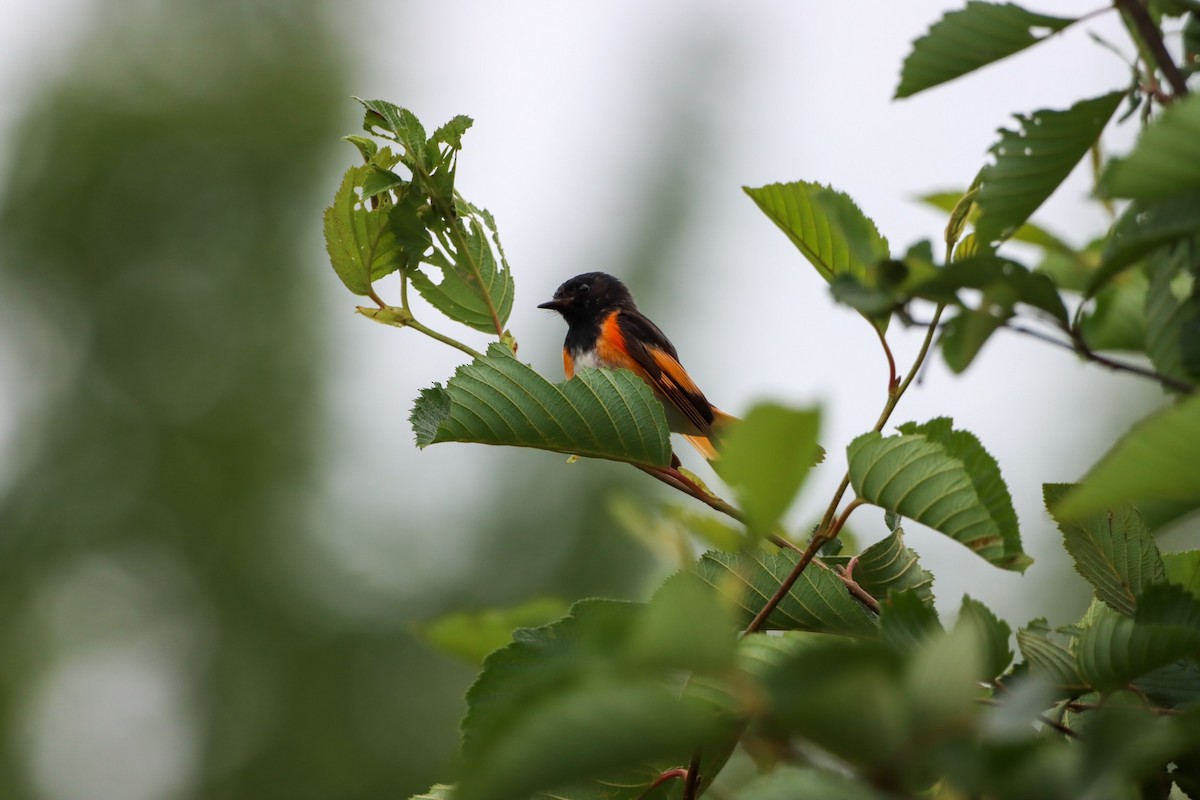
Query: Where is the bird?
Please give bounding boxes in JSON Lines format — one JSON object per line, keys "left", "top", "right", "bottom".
{"left": 538, "top": 272, "right": 734, "bottom": 461}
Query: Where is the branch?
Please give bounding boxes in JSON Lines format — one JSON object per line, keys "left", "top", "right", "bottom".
{"left": 1115, "top": 0, "right": 1190, "bottom": 101}
{"left": 1001, "top": 321, "right": 1196, "bottom": 394}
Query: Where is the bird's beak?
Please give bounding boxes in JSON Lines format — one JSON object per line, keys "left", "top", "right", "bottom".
{"left": 538, "top": 298, "right": 564, "bottom": 311}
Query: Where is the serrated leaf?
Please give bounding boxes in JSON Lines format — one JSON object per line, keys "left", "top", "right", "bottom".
{"left": 410, "top": 344, "right": 672, "bottom": 467}
{"left": 849, "top": 419, "right": 1030, "bottom": 571}
{"left": 413, "top": 210, "right": 514, "bottom": 334}
{"left": 836, "top": 529, "right": 936, "bottom": 606}
{"left": 322, "top": 165, "right": 406, "bottom": 295}
{"left": 745, "top": 181, "right": 890, "bottom": 331}
{"left": 895, "top": 2, "right": 1077, "bottom": 98}
{"left": 975, "top": 92, "right": 1123, "bottom": 246}
{"left": 342, "top": 134, "right": 377, "bottom": 162}
{"left": 1054, "top": 392, "right": 1200, "bottom": 520}
{"left": 956, "top": 595, "right": 1014, "bottom": 680}
{"left": 1090, "top": 189, "right": 1200, "bottom": 295}
{"left": 355, "top": 97, "right": 427, "bottom": 165}
{"left": 713, "top": 404, "right": 820, "bottom": 536}
{"left": 940, "top": 307, "right": 1006, "bottom": 373}
{"left": 1017, "top": 620, "right": 1087, "bottom": 691}
{"left": 1075, "top": 601, "right": 1200, "bottom": 692}
{"left": 691, "top": 550, "right": 878, "bottom": 636}
{"left": 1044, "top": 484, "right": 1165, "bottom": 615}
{"left": 1102, "top": 92, "right": 1200, "bottom": 199}
{"left": 360, "top": 166, "right": 405, "bottom": 199}
{"left": 430, "top": 114, "right": 473, "bottom": 149}
{"left": 415, "top": 597, "right": 569, "bottom": 665}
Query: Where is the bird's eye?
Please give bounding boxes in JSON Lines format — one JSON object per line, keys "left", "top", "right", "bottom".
{"left": 578, "top": 283, "right": 590, "bottom": 293}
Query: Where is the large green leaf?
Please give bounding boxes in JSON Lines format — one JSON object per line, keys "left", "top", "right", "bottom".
{"left": 895, "top": 2, "right": 1077, "bottom": 98}
{"left": 1044, "top": 484, "right": 1165, "bottom": 616}
{"left": 713, "top": 404, "right": 821, "bottom": 536}
{"left": 411, "top": 344, "right": 672, "bottom": 467}
{"left": 459, "top": 600, "right": 733, "bottom": 800}
{"left": 1075, "top": 590, "right": 1200, "bottom": 692}
{"left": 1102, "top": 92, "right": 1200, "bottom": 199}
{"left": 412, "top": 210, "right": 515, "bottom": 333}
{"left": 1054, "top": 393, "right": 1200, "bottom": 520}
{"left": 322, "top": 164, "right": 406, "bottom": 295}
{"left": 849, "top": 419, "right": 1030, "bottom": 571}
{"left": 744, "top": 182, "right": 890, "bottom": 331}
{"left": 974, "top": 92, "right": 1123, "bottom": 246}
{"left": 691, "top": 550, "right": 878, "bottom": 636}
{"left": 1090, "top": 190, "right": 1200, "bottom": 296}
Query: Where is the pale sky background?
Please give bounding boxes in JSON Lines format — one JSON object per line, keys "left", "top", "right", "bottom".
{"left": 1, "top": 3, "right": 1196, "bottom": 798}
{"left": 0, "top": 0, "right": 1182, "bottom": 621}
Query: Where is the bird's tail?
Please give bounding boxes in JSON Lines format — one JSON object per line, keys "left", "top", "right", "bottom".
{"left": 683, "top": 408, "right": 737, "bottom": 461}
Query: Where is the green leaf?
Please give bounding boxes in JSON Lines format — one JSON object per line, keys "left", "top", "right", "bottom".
{"left": 628, "top": 570, "right": 738, "bottom": 673}
{"left": 1164, "top": 550, "right": 1200, "bottom": 597}
{"left": 975, "top": 92, "right": 1123, "bottom": 246}
{"left": 1090, "top": 189, "right": 1200, "bottom": 295}
{"left": 458, "top": 600, "right": 733, "bottom": 800}
{"left": 355, "top": 97, "right": 427, "bottom": 164}
{"left": 714, "top": 404, "right": 820, "bottom": 536}
{"left": 1102, "top": 92, "right": 1200, "bottom": 199}
{"left": 430, "top": 114, "right": 473, "bottom": 149}
{"left": 849, "top": 419, "right": 1030, "bottom": 571}
{"left": 828, "top": 529, "right": 936, "bottom": 606}
{"left": 410, "top": 784, "right": 454, "bottom": 800}
{"left": 762, "top": 638, "right": 909, "bottom": 768}
{"left": 1044, "top": 484, "right": 1165, "bottom": 615}
{"left": 360, "top": 167, "right": 405, "bottom": 199}
{"left": 895, "top": 2, "right": 1077, "bottom": 98}
{"left": 342, "top": 134, "right": 378, "bottom": 163}
{"left": 1016, "top": 619, "right": 1087, "bottom": 691}
{"left": 745, "top": 181, "right": 890, "bottom": 330}
{"left": 322, "top": 165, "right": 406, "bottom": 295}
{"left": 1054, "top": 392, "right": 1200, "bottom": 520}
{"left": 410, "top": 344, "right": 672, "bottom": 467}
{"left": 691, "top": 550, "right": 878, "bottom": 636}
{"left": 879, "top": 589, "right": 943, "bottom": 650}
{"left": 904, "top": 255, "right": 1069, "bottom": 324}
{"left": 1075, "top": 598, "right": 1200, "bottom": 692}
{"left": 414, "top": 597, "right": 569, "bottom": 665}
{"left": 1079, "top": 270, "right": 1148, "bottom": 352}
{"left": 956, "top": 595, "right": 1013, "bottom": 680}
{"left": 412, "top": 211, "right": 514, "bottom": 333}
{"left": 1145, "top": 247, "right": 1200, "bottom": 386}
{"left": 940, "top": 307, "right": 1006, "bottom": 373}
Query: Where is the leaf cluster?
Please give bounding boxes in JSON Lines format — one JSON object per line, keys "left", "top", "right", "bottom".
{"left": 319, "top": 4, "right": 1200, "bottom": 799}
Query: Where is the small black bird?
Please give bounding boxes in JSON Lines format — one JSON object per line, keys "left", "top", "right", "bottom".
{"left": 539, "top": 272, "right": 732, "bottom": 460}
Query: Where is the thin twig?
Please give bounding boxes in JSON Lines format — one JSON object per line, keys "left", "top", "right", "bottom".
{"left": 682, "top": 751, "right": 703, "bottom": 800}
{"left": 638, "top": 465, "right": 745, "bottom": 523}
{"left": 874, "top": 324, "right": 898, "bottom": 391}
{"left": 976, "top": 698, "right": 1083, "bottom": 739}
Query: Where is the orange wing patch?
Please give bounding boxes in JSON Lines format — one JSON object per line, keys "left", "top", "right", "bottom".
{"left": 563, "top": 346, "right": 575, "bottom": 379}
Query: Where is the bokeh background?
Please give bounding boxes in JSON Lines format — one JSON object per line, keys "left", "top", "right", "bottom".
{"left": 0, "top": 1, "right": 1195, "bottom": 798}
